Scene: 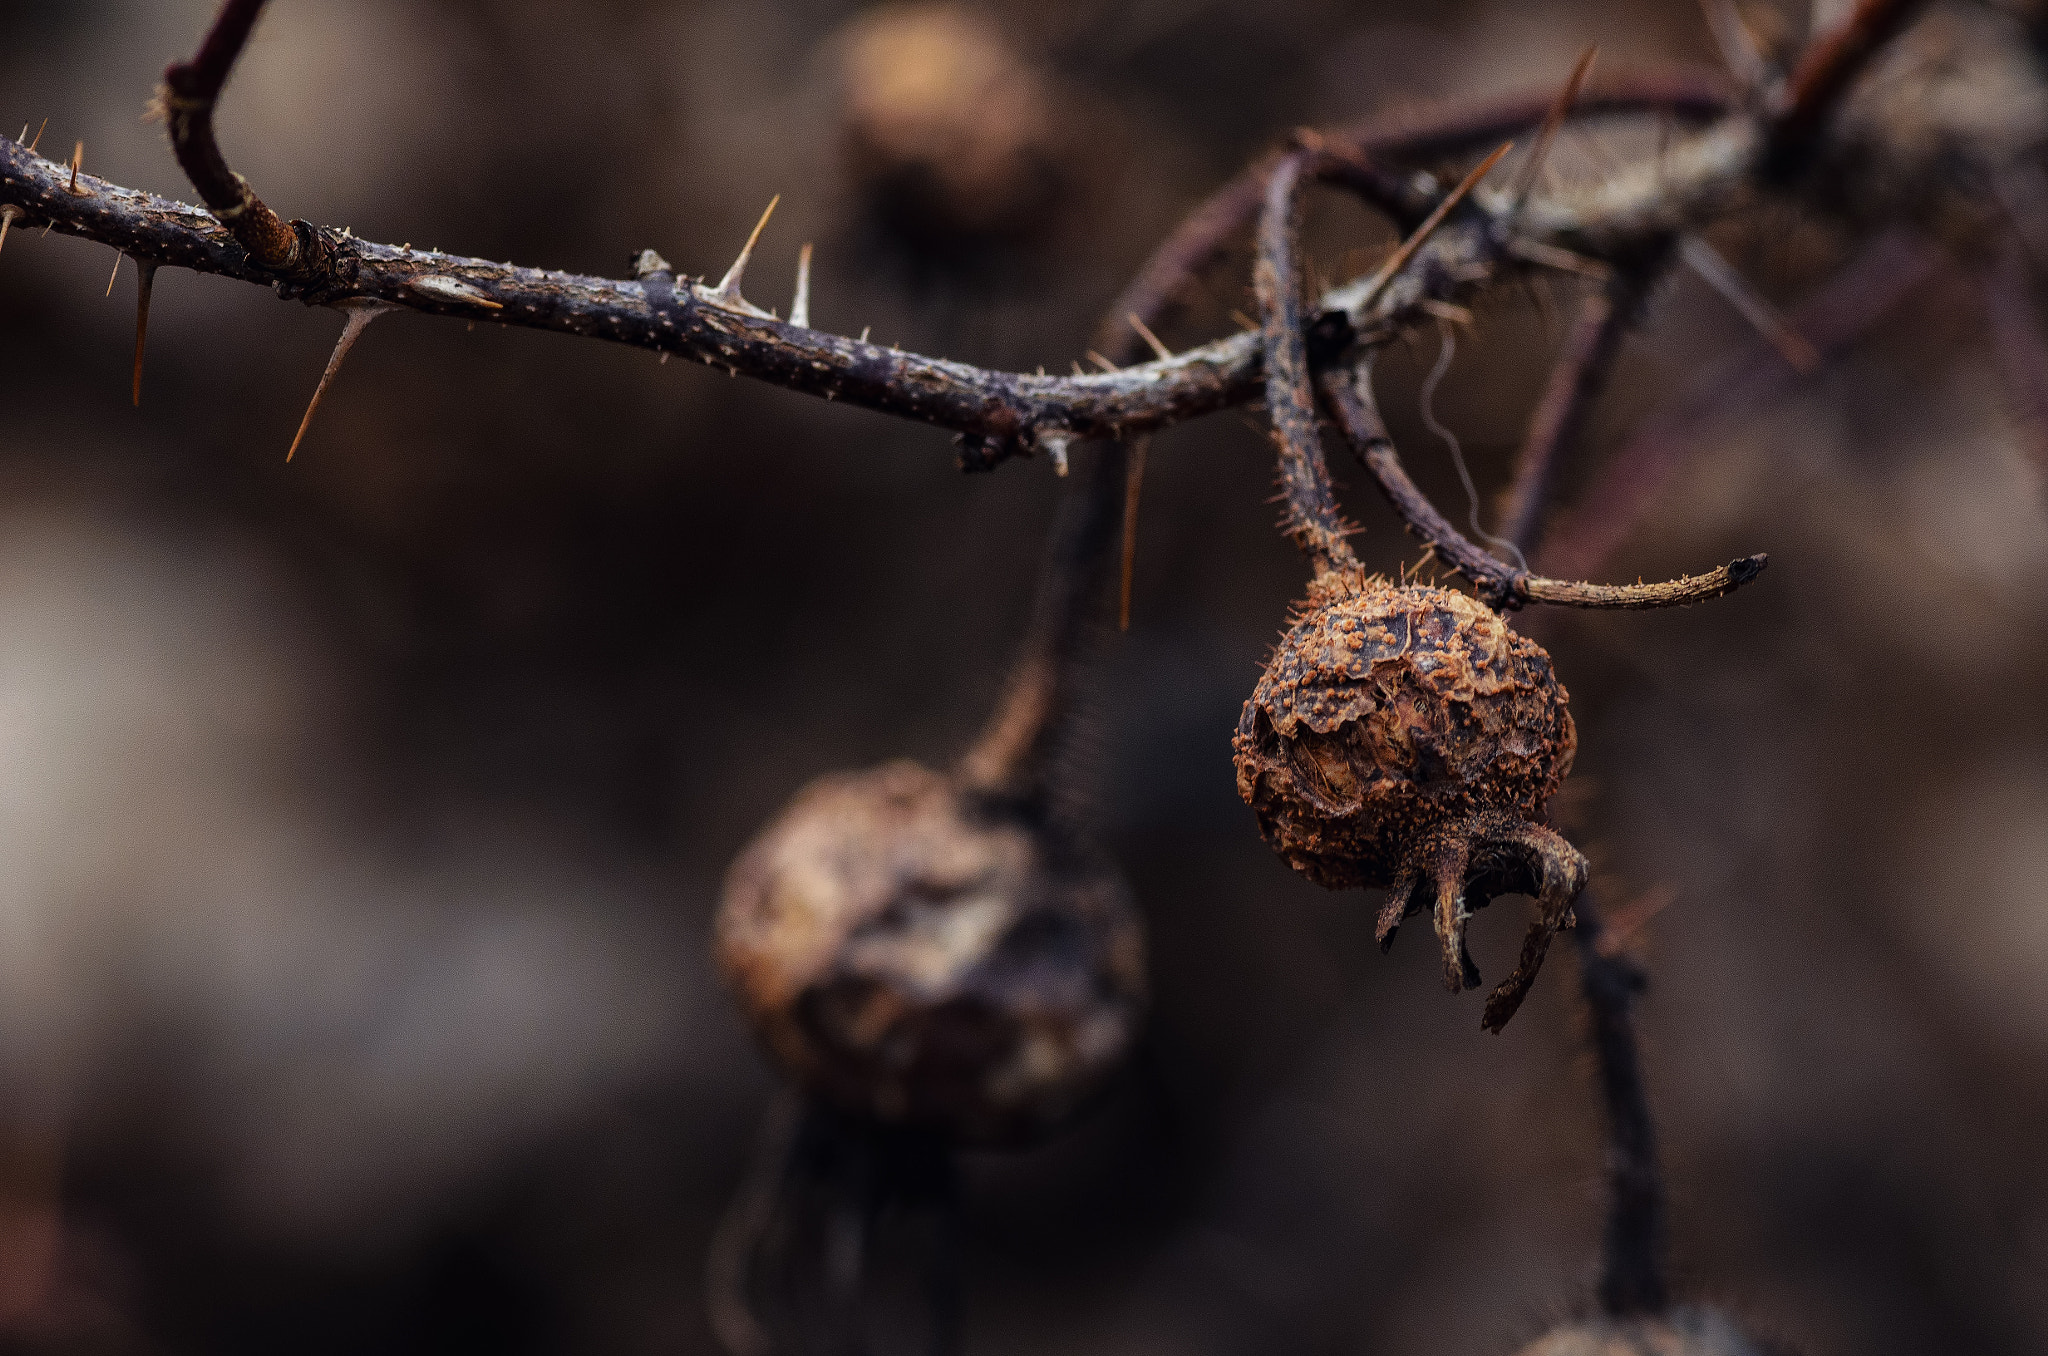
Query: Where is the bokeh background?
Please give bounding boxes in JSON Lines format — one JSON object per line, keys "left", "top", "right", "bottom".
{"left": 2, "top": 0, "right": 2047, "bottom": 1352}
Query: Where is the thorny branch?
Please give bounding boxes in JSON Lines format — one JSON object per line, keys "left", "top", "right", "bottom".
{"left": 0, "top": 0, "right": 1936, "bottom": 610}
{"left": 0, "top": 0, "right": 1907, "bottom": 545}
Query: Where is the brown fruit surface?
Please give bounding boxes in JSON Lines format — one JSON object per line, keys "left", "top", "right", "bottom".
{"left": 716, "top": 759, "right": 1146, "bottom": 1145}
{"left": 1233, "top": 571, "right": 1588, "bottom": 1029}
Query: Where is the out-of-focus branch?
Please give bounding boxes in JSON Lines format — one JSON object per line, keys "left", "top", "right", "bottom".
{"left": 160, "top": 0, "right": 299, "bottom": 270}
{"left": 957, "top": 441, "right": 1129, "bottom": 807}
{"left": 1318, "top": 362, "right": 1767, "bottom": 610}
{"left": 1500, "top": 266, "right": 1659, "bottom": 557}
{"left": 1767, "top": 0, "right": 1931, "bottom": 168}
{"left": 1090, "top": 71, "right": 1731, "bottom": 363}
{"left": 1257, "top": 155, "right": 1360, "bottom": 575}
{"left": 1534, "top": 230, "right": 1940, "bottom": 584}
{"left": 1572, "top": 889, "right": 1669, "bottom": 1317}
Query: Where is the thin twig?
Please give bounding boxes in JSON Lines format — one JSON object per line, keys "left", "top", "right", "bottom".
{"left": 1572, "top": 888, "right": 1669, "bottom": 1317}
{"left": 1318, "top": 361, "right": 1767, "bottom": 610}
{"left": 1256, "top": 155, "right": 1359, "bottom": 575}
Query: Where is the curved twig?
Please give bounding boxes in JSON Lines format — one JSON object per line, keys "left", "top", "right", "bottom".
{"left": 1255, "top": 155, "right": 1358, "bottom": 575}
{"left": 1317, "top": 361, "right": 1767, "bottom": 610}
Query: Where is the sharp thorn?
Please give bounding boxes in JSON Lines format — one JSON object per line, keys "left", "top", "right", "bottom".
{"left": 67, "top": 140, "right": 83, "bottom": 193}
{"left": 1354, "top": 140, "right": 1513, "bottom": 316}
{"left": 790, "top": 241, "right": 813, "bottom": 329}
{"left": 858, "top": 325, "right": 871, "bottom": 344}
{"left": 1508, "top": 47, "right": 1597, "bottom": 217}
{"left": 1127, "top": 312, "right": 1174, "bottom": 362}
{"left": 0, "top": 206, "right": 18, "bottom": 259}
{"left": 714, "top": 194, "right": 780, "bottom": 301}
{"left": 26, "top": 118, "right": 46, "bottom": 154}
{"left": 131, "top": 262, "right": 157, "bottom": 407}
{"left": 1085, "top": 350, "right": 1119, "bottom": 373}
{"left": 286, "top": 301, "right": 393, "bottom": 461}
{"left": 106, "top": 249, "right": 124, "bottom": 297}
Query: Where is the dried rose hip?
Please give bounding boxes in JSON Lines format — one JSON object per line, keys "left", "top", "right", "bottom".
{"left": 717, "top": 759, "right": 1146, "bottom": 1145}
{"left": 1233, "top": 570, "right": 1588, "bottom": 1030}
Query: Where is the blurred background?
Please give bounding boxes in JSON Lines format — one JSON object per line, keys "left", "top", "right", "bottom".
{"left": 1, "top": 0, "right": 2046, "bottom": 1352}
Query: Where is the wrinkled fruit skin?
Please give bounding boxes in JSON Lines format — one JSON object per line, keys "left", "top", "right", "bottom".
{"left": 1233, "top": 572, "right": 1587, "bottom": 1029}
{"left": 717, "top": 760, "right": 1146, "bottom": 1146}
{"left": 1514, "top": 1309, "right": 1775, "bottom": 1356}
